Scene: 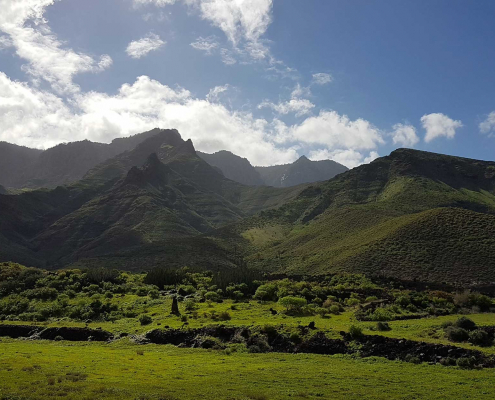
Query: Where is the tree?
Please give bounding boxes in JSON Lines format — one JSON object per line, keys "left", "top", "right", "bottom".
{"left": 278, "top": 296, "right": 307, "bottom": 313}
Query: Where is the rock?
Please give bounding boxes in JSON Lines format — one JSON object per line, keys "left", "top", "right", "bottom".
{"left": 171, "top": 296, "right": 180, "bottom": 315}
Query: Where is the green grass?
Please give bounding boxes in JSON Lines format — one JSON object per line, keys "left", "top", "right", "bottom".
{"left": 7, "top": 297, "right": 495, "bottom": 354}
{"left": 2, "top": 339, "right": 495, "bottom": 399}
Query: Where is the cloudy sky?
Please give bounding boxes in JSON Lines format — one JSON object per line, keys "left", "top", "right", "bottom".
{"left": 1, "top": 0, "right": 495, "bottom": 167}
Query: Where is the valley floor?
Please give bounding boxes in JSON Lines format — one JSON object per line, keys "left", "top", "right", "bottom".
{"left": 1, "top": 339, "right": 495, "bottom": 400}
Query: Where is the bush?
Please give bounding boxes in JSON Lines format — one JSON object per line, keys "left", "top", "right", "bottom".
{"left": 218, "top": 311, "right": 231, "bottom": 321}
{"left": 345, "top": 298, "right": 360, "bottom": 307}
{"left": 184, "top": 299, "right": 197, "bottom": 312}
{"left": 205, "top": 291, "right": 221, "bottom": 303}
{"left": 395, "top": 295, "right": 411, "bottom": 307}
{"left": 445, "top": 327, "right": 469, "bottom": 342}
{"left": 457, "top": 357, "right": 475, "bottom": 369}
{"left": 468, "top": 329, "right": 492, "bottom": 346}
{"left": 289, "top": 332, "right": 301, "bottom": 344}
{"left": 315, "top": 307, "right": 328, "bottom": 317}
{"left": 329, "top": 305, "right": 340, "bottom": 315}
{"left": 404, "top": 354, "right": 421, "bottom": 364}
{"left": 349, "top": 325, "right": 363, "bottom": 339}
{"left": 376, "top": 321, "right": 391, "bottom": 331}
{"left": 440, "top": 357, "right": 456, "bottom": 366}
{"left": 371, "top": 307, "right": 392, "bottom": 321}
{"left": 148, "top": 289, "right": 160, "bottom": 299}
{"left": 278, "top": 296, "right": 307, "bottom": 313}
{"left": 138, "top": 315, "right": 153, "bottom": 325}
{"left": 454, "top": 317, "right": 477, "bottom": 331}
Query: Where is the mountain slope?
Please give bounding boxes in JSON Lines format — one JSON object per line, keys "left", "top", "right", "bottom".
{"left": 197, "top": 151, "right": 264, "bottom": 186}
{"left": 0, "top": 130, "right": 305, "bottom": 270}
{"left": 255, "top": 156, "right": 348, "bottom": 187}
{"left": 242, "top": 149, "right": 495, "bottom": 285}
{"left": 0, "top": 128, "right": 166, "bottom": 189}
{"left": 0, "top": 185, "right": 8, "bottom": 195}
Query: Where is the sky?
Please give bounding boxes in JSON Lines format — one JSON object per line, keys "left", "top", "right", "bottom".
{"left": 0, "top": 0, "right": 495, "bottom": 168}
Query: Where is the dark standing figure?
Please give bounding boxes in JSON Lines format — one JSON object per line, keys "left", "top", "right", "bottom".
{"left": 171, "top": 296, "right": 180, "bottom": 315}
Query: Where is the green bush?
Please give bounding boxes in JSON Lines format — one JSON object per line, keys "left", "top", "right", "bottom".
{"left": 289, "top": 332, "right": 302, "bottom": 344}
{"left": 218, "top": 311, "right": 231, "bottom": 321}
{"left": 371, "top": 307, "right": 392, "bottom": 321}
{"left": 348, "top": 325, "right": 363, "bottom": 339}
{"left": 148, "top": 289, "right": 160, "bottom": 299}
{"left": 278, "top": 296, "right": 307, "bottom": 313}
{"left": 376, "top": 321, "right": 391, "bottom": 331}
{"left": 205, "top": 291, "right": 221, "bottom": 303}
{"left": 468, "top": 329, "right": 492, "bottom": 346}
{"left": 138, "top": 315, "right": 153, "bottom": 325}
{"left": 456, "top": 357, "right": 475, "bottom": 369}
{"left": 329, "top": 305, "right": 340, "bottom": 315}
{"left": 445, "top": 327, "right": 469, "bottom": 342}
{"left": 184, "top": 299, "right": 197, "bottom": 312}
{"left": 454, "top": 317, "right": 477, "bottom": 331}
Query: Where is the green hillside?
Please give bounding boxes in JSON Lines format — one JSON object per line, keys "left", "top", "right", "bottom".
{"left": 241, "top": 149, "right": 495, "bottom": 285}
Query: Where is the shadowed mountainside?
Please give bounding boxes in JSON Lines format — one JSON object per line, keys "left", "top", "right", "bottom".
{"left": 0, "top": 129, "right": 167, "bottom": 189}
{"left": 255, "top": 155, "right": 348, "bottom": 187}
{"left": 0, "top": 130, "right": 304, "bottom": 270}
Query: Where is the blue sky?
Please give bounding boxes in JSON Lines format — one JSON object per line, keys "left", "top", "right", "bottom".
{"left": 0, "top": 0, "right": 494, "bottom": 167}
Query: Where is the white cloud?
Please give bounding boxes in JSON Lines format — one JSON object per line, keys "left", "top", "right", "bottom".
{"left": 0, "top": 70, "right": 393, "bottom": 168}
{"left": 391, "top": 123, "right": 419, "bottom": 147}
{"left": 309, "top": 148, "right": 378, "bottom": 169}
{"left": 133, "top": 0, "right": 177, "bottom": 6}
{"left": 0, "top": 71, "right": 75, "bottom": 147}
{"left": 0, "top": 0, "right": 112, "bottom": 94}
{"left": 364, "top": 151, "right": 379, "bottom": 164}
{"left": 479, "top": 111, "right": 495, "bottom": 136}
{"left": 0, "top": 35, "right": 12, "bottom": 49}
{"left": 258, "top": 83, "right": 315, "bottom": 117}
{"left": 281, "top": 111, "right": 384, "bottom": 150}
{"left": 126, "top": 33, "right": 165, "bottom": 59}
{"left": 206, "top": 84, "right": 230, "bottom": 102}
{"left": 190, "top": 35, "right": 219, "bottom": 54}
{"left": 220, "top": 48, "right": 236, "bottom": 65}
{"left": 421, "top": 113, "right": 462, "bottom": 143}
{"left": 312, "top": 73, "right": 333, "bottom": 85}
{"left": 259, "top": 98, "right": 315, "bottom": 117}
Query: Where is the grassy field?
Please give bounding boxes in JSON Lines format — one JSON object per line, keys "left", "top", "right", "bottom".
{"left": 6, "top": 297, "right": 495, "bottom": 354}
{"left": 2, "top": 338, "right": 495, "bottom": 400}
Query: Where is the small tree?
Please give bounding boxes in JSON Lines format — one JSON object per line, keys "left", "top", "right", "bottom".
{"left": 278, "top": 296, "right": 307, "bottom": 313}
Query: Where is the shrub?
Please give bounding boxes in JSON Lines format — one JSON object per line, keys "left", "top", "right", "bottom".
{"left": 365, "top": 296, "right": 378, "bottom": 302}
{"left": 278, "top": 296, "right": 307, "bottom": 313}
{"left": 345, "top": 298, "right": 360, "bottom": 307}
{"left": 184, "top": 299, "right": 197, "bottom": 312}
{"left": 395, "top": 295, "right": 411, "bottom": 307}
{"left": 404, "top": 354, "right": 421, "bottom": 364}
{"left": 440, "top": 321, "right": 453, "bottom": 329}
{"left": 148, "top": 289, "right": 160, "bottom": 299}
{"left": 138, "top": 315, "right": 152, "bottom": 325}
{"left": 349, "top": 325, "right": 363, "bottom": 339}
{"left": 376, "top": 321, "right": 391, "bottom": 331}
{"left": 468, "top": 329, "right": 492, "bottom": 347}
{"left": 454, "top": 317, "right": 477, "bottom": 331}
{"left": 439, "top": 357, "right": 456, "bottom": 366}
{"left": 218, "top": 311, "right": 231, "bottom": 321}
{"left": 457, "top": 357, "right": 475, "bottom": 369}
{"left": 329, "top": 305, "right": 340, "bottom": 315}
{"left": 445, "top": 327, "right": 469, "bottom": 342}
{"left": 205, "top": 291, "right": 221, "bottom": 303}
{"left": 315, "top": 307, "right": 328, "bottom": 317}
{"left": 135, "top": 287, "right": 148, "bottom": 296}
{"left": 371, "top": 307, "right": 392, "bottom": 321}
{"left": 289, "top": 332, "right": 301, "bottom": 344}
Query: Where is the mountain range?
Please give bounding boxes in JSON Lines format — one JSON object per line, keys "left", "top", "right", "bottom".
{"left": 197, "top": 150, "right": 348, "bottom": 187}
{"left": 1, "top": 129, "right": 494, "bottom": 285}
